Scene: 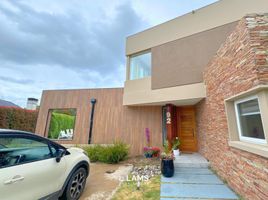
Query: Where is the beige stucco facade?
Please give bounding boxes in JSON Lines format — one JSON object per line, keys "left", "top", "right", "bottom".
{"left": 123, "top": 0, "right": 268, "bottom": 106}
{"left": 151, "top": 22, "right": 237, "bottom": 89}
{"left": 123, "top": 77, "right": 206, "bottom": 106}
{"left": 126, "top": 0, "right": 268, "bottom": 55}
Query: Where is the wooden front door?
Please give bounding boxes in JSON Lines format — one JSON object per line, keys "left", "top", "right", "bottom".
{"left": 177, "top": 106, "right": 197, "bottom": 152}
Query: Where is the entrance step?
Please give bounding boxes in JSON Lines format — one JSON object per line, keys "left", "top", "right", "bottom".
{"left": 174, "top": 167, "right": 213, "bottom": 175}
{"left": 162, "top": 173, "right": 223, "bottom": 184}
{"left": 160, "top": 153, "right": 238, "bottom": 200}
{"left": 160, "top": 166, "right": 238, "bottom": 199}
{"left": 174, "top": 153, "right": 209, "bottom": 168}
{"left": 160, "top": 183, "right": 238, "bottom": 200}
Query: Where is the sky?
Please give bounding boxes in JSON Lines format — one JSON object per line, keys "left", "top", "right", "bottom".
{"left": 0, "top": 0, "right": 217, "bottom": 107}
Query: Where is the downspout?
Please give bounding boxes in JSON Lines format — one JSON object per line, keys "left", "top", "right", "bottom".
{"left": 88, "top": 98, "right": 97, "bottom": 144}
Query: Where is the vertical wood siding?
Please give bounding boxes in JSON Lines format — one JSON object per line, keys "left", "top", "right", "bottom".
{"left": 35, "top": 88, "right": 162, "bottom": 155}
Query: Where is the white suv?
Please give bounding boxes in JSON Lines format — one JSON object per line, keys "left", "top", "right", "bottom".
{"left": 0, "top": 129, "right": 90, "bottom": 200}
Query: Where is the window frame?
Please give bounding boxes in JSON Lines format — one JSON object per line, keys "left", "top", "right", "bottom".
{"left": 45, "top": 108, "right": 77, "bottom": 141}
{"left": 0, "top": 133, "right": 66, "bottom": 169}
{"left": 129, "top": 50, "right": 152, "bottom": 80}
{"left": 234, "top": 95, "right": 266, "bottom": 144}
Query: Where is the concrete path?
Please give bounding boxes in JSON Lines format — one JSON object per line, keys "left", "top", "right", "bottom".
{"left": 160, "top": 154, "right": 238, "bottom": 200}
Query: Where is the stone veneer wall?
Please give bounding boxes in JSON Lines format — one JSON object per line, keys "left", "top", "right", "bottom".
{"left": 196, "top": 14, "right": 268, "bottom": 200}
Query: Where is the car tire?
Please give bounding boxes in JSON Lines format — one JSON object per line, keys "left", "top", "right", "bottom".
{"left": 62, "top": 167, "right": 87, "bottom": 200}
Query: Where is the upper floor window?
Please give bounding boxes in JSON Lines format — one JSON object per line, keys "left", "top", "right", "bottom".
{"left": 129, "top": 51, "right": 151, "bottom": 80}
{"left": 235, "top": 96, "right": 266, "bottom": 144}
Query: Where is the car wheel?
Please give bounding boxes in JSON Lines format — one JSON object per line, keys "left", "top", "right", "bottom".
{"left": 63, "top": 168, "right": 87, "bottom": 200}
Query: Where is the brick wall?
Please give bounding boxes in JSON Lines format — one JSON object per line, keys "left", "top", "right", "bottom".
{"left": 196, "top": 14, "right": 268, "bottom": 200}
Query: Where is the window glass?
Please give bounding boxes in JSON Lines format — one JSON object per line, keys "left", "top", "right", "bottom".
{"left": 236, "top": 99, "right": 265, "bottom": 140}
{"left": 0, "top": 137, "right": 51, "bottom": 168}
{"left": 48, "top": 109, "right": 76, "bottom": 140}
{"left": 50, "top": 145, "right": 58, "bottom": 157}
{"left": 130, "top": 52, "right": 151, "bottom": 80}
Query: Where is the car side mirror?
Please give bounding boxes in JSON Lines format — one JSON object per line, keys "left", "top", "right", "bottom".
{"left": 56, "top": 149, "right": 65, "bottom": 163}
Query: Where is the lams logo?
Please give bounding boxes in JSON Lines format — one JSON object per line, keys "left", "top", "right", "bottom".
{"left": 119, "top": 175, "right": 149, "bottom": 182}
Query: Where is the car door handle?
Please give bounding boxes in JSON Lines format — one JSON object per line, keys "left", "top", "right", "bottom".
{"left": 4, "top": 175, "right": 24, "bottom": 185}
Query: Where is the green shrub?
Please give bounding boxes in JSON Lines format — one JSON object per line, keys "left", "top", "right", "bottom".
{"left": 82, "top": 141, "right": 129, "bottom": 164}
{"left": 83, "top": 144, "right": 103, "bottom": 162}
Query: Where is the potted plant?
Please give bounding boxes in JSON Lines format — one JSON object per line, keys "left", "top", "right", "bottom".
{"left": 161, "top": 140, "right": 174, "bottom": 177}
{"left": 172, "top": 137, "right": 180, "bottom": 156}
{"left": 143, "top": 128, "right": 161, "bottom": 158}
{"left": 152, "top": 147, "right": 160, "bottom": 157}
{"left": 143, "top": 147, "right": 153, "bottom": 158}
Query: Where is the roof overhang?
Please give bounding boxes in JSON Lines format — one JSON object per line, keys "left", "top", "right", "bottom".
{"left": 123, "top": 77, "right": 206, "bottom": 106}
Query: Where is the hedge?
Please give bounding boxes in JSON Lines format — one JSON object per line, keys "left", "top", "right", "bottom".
{"left": 0, "top": 107, "right": 38, "bottom": 132}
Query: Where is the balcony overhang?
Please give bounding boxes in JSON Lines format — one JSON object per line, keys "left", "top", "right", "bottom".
{"left": 123, "top": 77, "right": 206, "bottom": 106}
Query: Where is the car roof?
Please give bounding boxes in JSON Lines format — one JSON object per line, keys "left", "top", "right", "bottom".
{"left": 0, "top": 129, "right": 32, "bottom": 134}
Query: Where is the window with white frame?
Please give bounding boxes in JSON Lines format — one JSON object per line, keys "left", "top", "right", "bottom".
{"left": 235, "top": 96, "right": 266, "bottom": 144}
{"left": 129, "top": 51, "right": 151, "bottom": 80}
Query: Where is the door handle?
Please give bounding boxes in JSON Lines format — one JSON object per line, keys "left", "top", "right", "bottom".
{"left": 4, "top": 175, "right": 24, "bottom": 185}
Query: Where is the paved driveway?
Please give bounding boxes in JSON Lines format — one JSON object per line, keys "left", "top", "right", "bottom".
{"left": 80, "top": 163, "right": 127, "bottom": 200}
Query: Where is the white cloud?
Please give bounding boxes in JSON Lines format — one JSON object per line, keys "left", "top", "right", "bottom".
{"left": 0, "top": 0, "right": 217, "bottom": 107}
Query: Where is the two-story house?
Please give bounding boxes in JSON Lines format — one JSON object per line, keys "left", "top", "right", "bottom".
{"left": 36, "top": 0, "right": 268, "bottom": 199}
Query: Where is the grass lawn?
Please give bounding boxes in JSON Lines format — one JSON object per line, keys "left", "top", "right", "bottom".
{"left": 112, "top": 175, "right": 161, "bottom": 200}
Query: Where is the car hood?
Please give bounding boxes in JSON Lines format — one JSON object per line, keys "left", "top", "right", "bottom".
{"left": 67, "top": 147, "right": 85, "bottom": 153}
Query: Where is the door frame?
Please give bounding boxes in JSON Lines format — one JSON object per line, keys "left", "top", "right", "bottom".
{"left": 163, "top": 105, "right": 198, "bottom": 152}
{"left": 177, "top": 106, "right": 198, "bottom": 152}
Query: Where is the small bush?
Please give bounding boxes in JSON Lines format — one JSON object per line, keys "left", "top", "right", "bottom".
{"left": 83, "top": 144, "right": 103, "bottom": 162}
{"left": 82, "top": 141, "right": 129, "bottom": 164}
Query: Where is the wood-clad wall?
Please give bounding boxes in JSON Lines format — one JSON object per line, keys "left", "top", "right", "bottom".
{"left": 35, "top": 88, "right": 162, "bottom": 155}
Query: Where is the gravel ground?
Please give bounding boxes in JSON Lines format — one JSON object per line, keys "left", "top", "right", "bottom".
{"left": 80, "top": 157, "right": 161, "bottom": 200}
{"left": 80, "top": 163, "right": 133, "bottom": 200}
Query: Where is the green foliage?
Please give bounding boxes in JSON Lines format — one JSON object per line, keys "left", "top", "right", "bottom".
{"left": 112, "top": 175, "right": 160, "bottom": 200}
{"left": 99, "top": 141, "right": 129, "bottom": 163}
{"left": 163, "top": 140, "right": 170, "bottom": 155}
{"left": 82, "top": 141, "right": 129, "bottom": 164}
{"left": 161, "top": 140, "right": 173, "bottom": 160}
{"left": 172, "top": 137, "right": 180, "bottom": 150}
{"left": 0, "top": 108, "right": 38, "bottom": 132}
{"left": 83, "top": 144, "right": 103, "bottom": 162}
{"left": 48, "top": 111, "right": 75, "bottom": 139}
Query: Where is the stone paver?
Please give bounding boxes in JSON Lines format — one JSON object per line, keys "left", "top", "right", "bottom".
{"left": 161, "top": 154, "right": 238, "bottom": 200}
{"left": 174, "top": 153, "right": 209, "bottom": 168}
{"left": 162, "top": 173, "right": 223, "bottom": 184}
{"left": 161, "top": 182, "right": 238, "bottom": 199}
